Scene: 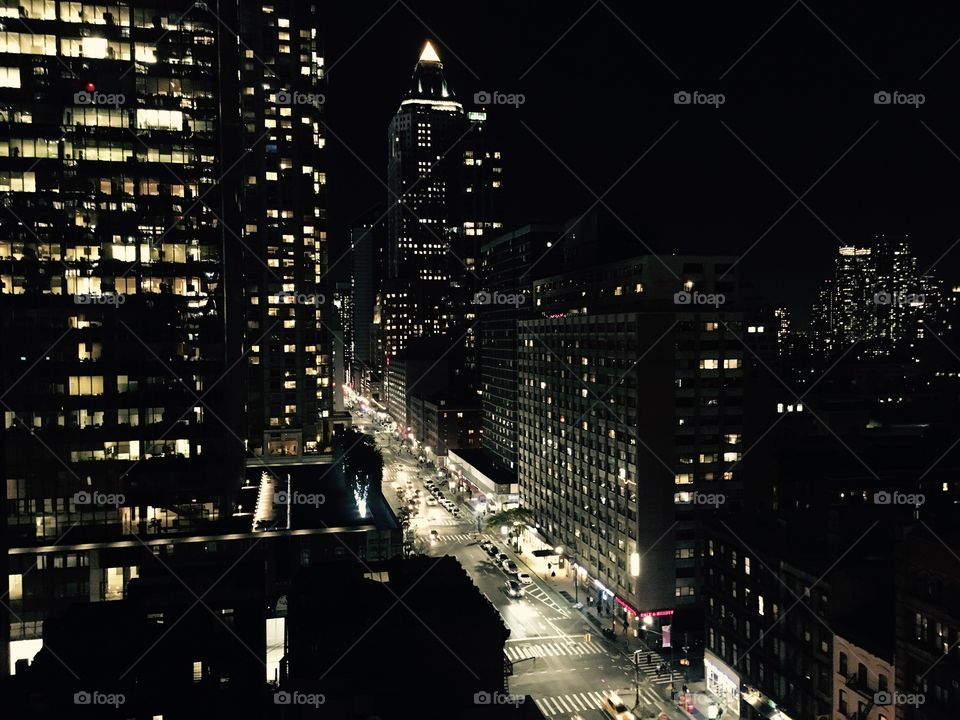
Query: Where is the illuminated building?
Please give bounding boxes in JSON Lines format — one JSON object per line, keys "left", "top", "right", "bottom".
{"left": 516, "top": 246, "right": 767, "bottom": 629}
{"left": 809, "top": 238, "right": 939, "bottom": 360}
{"left": 479, "top": 224, "right": 562, "bottom": 473}
{"left": 0, "top": 0, "right": 332, "bottom": 672}
{"left": 382, "top": 41, "right": 503, "bottom": 402}
{"left": 239, "top": 2, "right": 331, "bottom": 458}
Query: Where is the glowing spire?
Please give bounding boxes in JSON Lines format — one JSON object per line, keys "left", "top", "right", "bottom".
{"left": 419, "top": 40, "right": 441, "bottom": 64}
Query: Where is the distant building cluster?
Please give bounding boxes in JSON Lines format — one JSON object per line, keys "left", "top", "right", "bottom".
{"left": 808, "top": 236, "right": 953, "bottom": 359}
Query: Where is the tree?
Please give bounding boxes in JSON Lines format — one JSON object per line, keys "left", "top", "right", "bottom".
{"left": 483, "top": 507, "right": 535, "bottom": 533}
{"left": 333, "top": 427, "right": 383, "bottom": 516}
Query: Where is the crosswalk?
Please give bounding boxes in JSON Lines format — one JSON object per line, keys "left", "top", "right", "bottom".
{"left": 534, "top": 689, "right": 662, "bottom": 718}
{"left": 422, "top": 517, "right": 464, "bottom": 527}
{"left": 633, "top": 649, "right": 679, "bottom": 686}
{"left": 431, "top": 532, "right": 485, "bottom": 543}
{"left": 504, "top": 640, "right": 606, "bottom": 661}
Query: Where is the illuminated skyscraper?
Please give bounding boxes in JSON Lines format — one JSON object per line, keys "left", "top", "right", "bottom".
{"left": 239, "top": 2, "right": 332, "bottom": 459}
{"left": 0, "top": 0, "right": 332, "bottom": 671}
{"left": 809, "top": 238, "right": 936, "bottom": 358}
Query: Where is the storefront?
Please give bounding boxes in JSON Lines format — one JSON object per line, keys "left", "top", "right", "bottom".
{"left": 705, "top": 649, "right": 741, "bottom": 718}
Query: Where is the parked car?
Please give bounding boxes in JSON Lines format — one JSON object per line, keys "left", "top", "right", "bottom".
{"left": 496, "top": 553, "right": 509, "bottom": 564}
{"left": 502, "top": 560, "right": 518, "bottom": 574}
{"left": 485, "top": 545, "right": 499, "bottom": 558}
{"left": 504, "top": 580, "right": 524, "bottom": 598}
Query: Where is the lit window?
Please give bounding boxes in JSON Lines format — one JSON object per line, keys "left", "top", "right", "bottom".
{"left": 0, "top": 66, "right": 20, "bottom": 87}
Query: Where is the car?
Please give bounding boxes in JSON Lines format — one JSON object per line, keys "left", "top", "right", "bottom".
{"left": 601, "top": 691, "right": 636, "bottom": 720}
{"left": 480, "top": 540, "right": 493, "bottom": 551}
{"left": 504, "top": 580, "right": 524, "bottom": 598}
{"left": 502, "top": 560, "right": 518, "bottom": 574}
{"left": 496, "top": 553, "right": 509, "bottom": 564}
{"left": 426, "top": 497, "right": 437, "bottom": 506}
{"left": 517, "top": 572, "right": 532, "bottom": 585}
{"left": 484, "top": 544, "right": 499, "bottom": 557}
{"left": 505, "top": 570, "right": 519, "bottom": 583}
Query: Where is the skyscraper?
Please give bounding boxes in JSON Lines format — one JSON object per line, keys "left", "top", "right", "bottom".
{"left": 383, "top": 41, "right": 464, "bottom": 370}
{"left": 0, "top": 0, "right": 247, "bottom": 671}
{"left": 350, "top": 224, "right": 375, "bottom": 386}
{"left": 0, "top": 0, "right": 334, "bottom": 672}
{"left": 478, "top": 224, "right": 562, "bottom": 473}
{"left": 809, "top": 238, "right": 938, "bottom": 359}
{"left": 239, "top": 2, "right": 331, "bottom": 459}
{"left": 382, "top": 41, "right": 502, "bottom": 380}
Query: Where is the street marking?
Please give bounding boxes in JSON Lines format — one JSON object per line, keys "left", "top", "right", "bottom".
{"left": 505, "top": 640, "right": 606, "bottom": 660}
{"left": 534, "top": 692, "right": 607, "bottom": 718}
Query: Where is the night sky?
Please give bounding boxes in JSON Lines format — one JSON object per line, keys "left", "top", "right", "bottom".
{"left": 321, "top": 1, "right": 960, "bottom": 322}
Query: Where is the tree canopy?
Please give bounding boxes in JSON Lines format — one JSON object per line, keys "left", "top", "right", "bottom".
{"left": 483, "top": 507, "right": 535, "bottom": 532}
{"left": 332, "top": 427, "right": 383, "bottom": 509}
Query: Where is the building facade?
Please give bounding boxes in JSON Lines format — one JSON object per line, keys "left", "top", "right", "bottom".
{"left": 239, "top": 2, "right": 332, "bottom": 459}
{"left": 478, "top": 224, "right": 562, "bottom": 474}
{"left": 517, "top": 253, "right": 754, "bottom": 624}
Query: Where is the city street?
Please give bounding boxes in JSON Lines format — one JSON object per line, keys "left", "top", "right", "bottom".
{"left": 352, "top": 408, "right": 687, "bottom": 720}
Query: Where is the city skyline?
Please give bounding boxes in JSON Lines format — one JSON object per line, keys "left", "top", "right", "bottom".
{"left": 319, "top": 2, "right": 960, "bottom": 318}
{"left": 2, "top": 4, "right": 960, "bottom": 720}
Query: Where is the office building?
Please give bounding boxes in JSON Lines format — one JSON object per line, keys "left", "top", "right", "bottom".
{"left": 0, "top": 0, "right": 335, "bottom": 673}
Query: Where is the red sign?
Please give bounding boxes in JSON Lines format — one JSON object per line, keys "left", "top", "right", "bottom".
{"left": 640, "top": 609, "right": 675, "bottom": 618}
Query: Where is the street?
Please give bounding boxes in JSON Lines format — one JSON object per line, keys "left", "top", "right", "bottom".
{"left": 351, "top": 409, "right": 689, "bottom": 720}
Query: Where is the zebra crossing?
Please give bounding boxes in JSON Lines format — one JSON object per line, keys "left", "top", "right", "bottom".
{"left": 415, "top": 517, "right": 463, "bottom": 527}
{"left": 633, "top": 649, "right": 679, "bottom": 686}
{"left": 430, "top": 532, "right": 482, "bottom": 543}
{"left": 534, "top": 689, "right": 662, "bottom": 717}
{"left": 505, "top": 640, "right": 605, "bottom": 660}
